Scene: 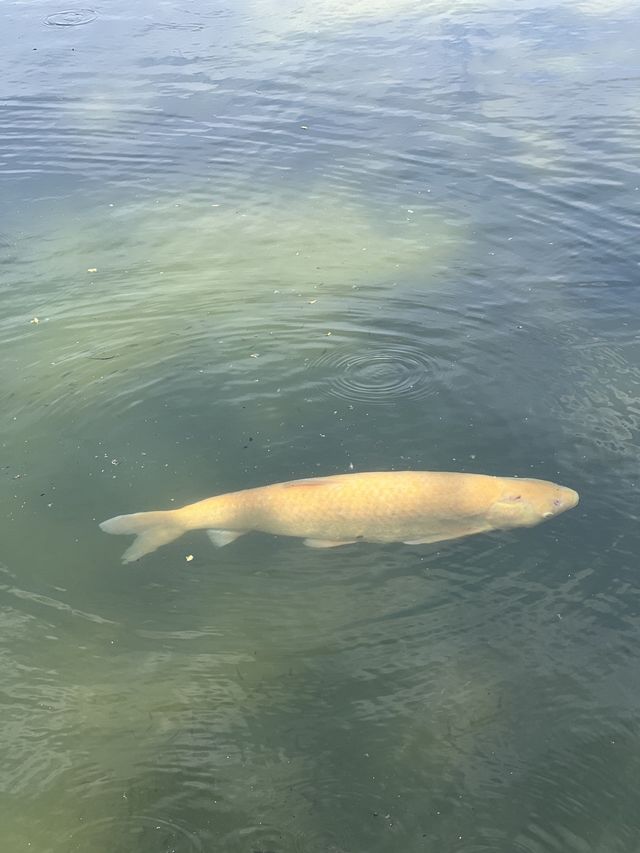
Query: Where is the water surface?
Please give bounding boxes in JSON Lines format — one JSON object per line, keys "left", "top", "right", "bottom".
{"left": 2, "top": 1, "right": 640, "bottom": 851}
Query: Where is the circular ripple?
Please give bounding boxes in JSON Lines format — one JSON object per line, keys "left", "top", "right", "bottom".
{"left": 54, "top": 815, "right": 202, "bottom": 852}
{"left": 310, "top": 345, "right": 448, "bottom": 404}
{"left": 220, "top": 824, "right": 306, "bottom": 853}
{"left": 44, "top": 8, "right": 97, "bottom": 26}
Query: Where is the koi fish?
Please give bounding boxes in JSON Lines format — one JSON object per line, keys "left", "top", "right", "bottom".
{"left": 99, "top": 470, "right": 578, "bottom": 563}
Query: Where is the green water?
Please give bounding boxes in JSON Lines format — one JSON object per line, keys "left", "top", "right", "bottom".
{"left": 2, "top": 0, "right": 640, "bottom": 850}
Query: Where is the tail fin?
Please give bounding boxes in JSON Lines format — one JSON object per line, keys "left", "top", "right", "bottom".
{"left": 100, "top": 510, "right": 185, "bottom": 563}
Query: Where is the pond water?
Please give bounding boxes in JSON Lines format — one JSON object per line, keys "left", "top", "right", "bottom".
{"left": 1, "top": 0, "right": 640, "bottom": 850}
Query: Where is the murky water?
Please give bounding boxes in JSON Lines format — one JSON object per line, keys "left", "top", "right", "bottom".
{"left": 2, "top": 0, "right": 640, "bottom": 850}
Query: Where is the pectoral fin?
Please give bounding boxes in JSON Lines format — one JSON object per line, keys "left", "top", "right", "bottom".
{"left": 404, "top": 524, "right": 491, "bottom": 546}
{"left": 303, "top": 538, "right": 357, "bottom": 548}
{"left": 207, "top": 529, "right": 246, "bottom": 547}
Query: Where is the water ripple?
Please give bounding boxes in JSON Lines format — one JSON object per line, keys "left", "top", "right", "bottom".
{"left": 1, "top": 4, "right": 640, "bottom": 850}
{"left": 219, "top": 823, "right": 305, "bottom": 853}
{"left": 309, "top": 343, "right": 452, "bottom": 404}
{"left": 52, "top": 815, "right": 203, "bottom": 852}
{"left": 43, "top": 9, "right": 97, "bottom": 27}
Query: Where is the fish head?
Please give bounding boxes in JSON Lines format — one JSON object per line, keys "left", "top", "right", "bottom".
{"left": 487, "top": 478, "right": 579, "bottom": 530}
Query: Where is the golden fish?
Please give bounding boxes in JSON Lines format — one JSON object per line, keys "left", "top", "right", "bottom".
{"left": 99, "top": 471, "right": 579, "bottom": 563}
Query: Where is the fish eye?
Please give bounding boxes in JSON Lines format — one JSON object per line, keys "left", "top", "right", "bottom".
{"left": 553, "top": 497, "right": 561, "bottom": 507}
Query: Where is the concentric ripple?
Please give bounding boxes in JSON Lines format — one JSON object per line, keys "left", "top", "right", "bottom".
{"left": 43, "top": 9, "right": 97, "bottom": 26}
{"left": 309, "top": 344, "right": 450, "bottom": 404}
{"left": 219, "top": 823, "right": 305, "bottom": 853}
{"left": 54, "top": 815, "right": 203, "bottom": 853}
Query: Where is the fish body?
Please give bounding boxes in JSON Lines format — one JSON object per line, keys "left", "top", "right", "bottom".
{"left": 99, "top": 471, "right": 579, "bottom": 563}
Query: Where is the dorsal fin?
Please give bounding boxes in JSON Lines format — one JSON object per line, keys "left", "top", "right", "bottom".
{"left": 282, "top": 478, "right": 337, "bottom": 489}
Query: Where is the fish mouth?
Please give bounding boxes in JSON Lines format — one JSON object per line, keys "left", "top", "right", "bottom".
{"left": 544, "top": 487, "right": 580, "bottom": 518}
{"left": 563, "top": 488, "right": 580, "bottom": 510}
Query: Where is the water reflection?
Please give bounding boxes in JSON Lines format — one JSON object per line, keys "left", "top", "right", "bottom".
{"left": 2, "top": 0, "right": 640, "bottom": 850}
